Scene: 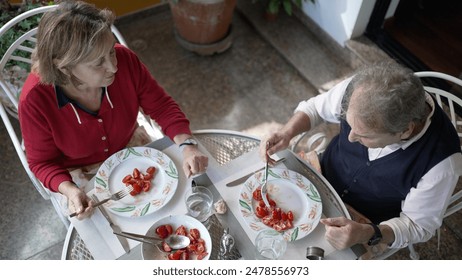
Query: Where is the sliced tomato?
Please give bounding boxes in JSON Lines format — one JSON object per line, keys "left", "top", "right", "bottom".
{"left": 122, "top": 175, "right": 133, "bottom": 184}
{"left": 142, "top": 181, "right": 151, "bottom": 192}
{"left": 287, "top": 211, "right": 294, "bottom": 221}
{"left": 143, "top": 173, "right": 153, "bottom": 180}
{"left": 132, "top": 168, "right": 140, "bottom": 179}
{"left": 190, "top": 228, "right": 200, "bottom": 240}
{"left": 146, "top": 166, "right": 156, "bottom": 175}
{"left": 168, "top": 250, "right": 182, "bottom": 260}
{"left": 252, "top": 188, "right": 262, "bottom": 201}
{"left": 162, "top": 241, "right": 172, "bottom": 252}
{"left": 266, "top": 197, "right": 276, "bottom": 208}
{"left": 175, "top": 225, "right": 187, "bottom": 236}
{"left": 165, "top": 224, "right": 173, "bottom": 235}
{"left": 156, "top": 225, "right": 169, "bottom": 239}
{"left": 255, "top": 206, "right": 268, "bottom": 218}
{"left": 181, "top": 250, "right": 189, "bottom": 260}
{"left": 196, "top": 242, "right": 205, "bottom": 253}
{"left": 197, "top": 252, "right": 208, "bottom": 260}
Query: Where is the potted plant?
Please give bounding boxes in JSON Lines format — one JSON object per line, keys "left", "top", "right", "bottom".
{"left": 0, "top": 1, "right": 53, "bottom": 118}
{"left": 253, "top": 0, "right": 314, "bottom": 21}
{"left": 167, "top": 0, "right": 237, "bottom": 55}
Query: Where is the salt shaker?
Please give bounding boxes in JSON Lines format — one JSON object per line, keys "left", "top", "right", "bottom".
{"left": 306, "top": 246, "right": 324, "bottom": 260}
{"left": 218, "top": 228, "right": 238, "bottom": 260}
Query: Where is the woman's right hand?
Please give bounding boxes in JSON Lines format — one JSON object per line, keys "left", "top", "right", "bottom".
{"left": 59, "top": 181, "right": 93, "bottom": 220}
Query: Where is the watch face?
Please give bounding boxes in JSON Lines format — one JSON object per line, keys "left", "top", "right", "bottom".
{"left": 184, "top": 139, "right": 198, "bottom": 145}
{"left": 368, "top": 236, "right": 381, "bottom": 246}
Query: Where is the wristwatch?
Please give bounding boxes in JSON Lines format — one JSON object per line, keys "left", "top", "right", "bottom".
{"left": 367, "top": 223, "right": 382, "bottom": 246}
{"left": 179, "top": 138, "right": 198, "bottom": 151}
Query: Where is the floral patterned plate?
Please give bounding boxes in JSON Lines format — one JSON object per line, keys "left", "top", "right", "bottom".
{"left": 239, "top": 168, "right": 322, "bottom": 241}
{"left": 94, "top": 147, "right": 178, "bottom": 217}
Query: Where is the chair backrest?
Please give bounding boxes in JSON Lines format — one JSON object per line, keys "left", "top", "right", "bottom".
{"left": 414, "top": 71, "right": 462, "bottom": 219}
{"left": 0, "top": 4, "right": 129, "bottom": 227}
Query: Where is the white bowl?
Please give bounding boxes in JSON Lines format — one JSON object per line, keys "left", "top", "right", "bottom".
{"left": 141, "top": 214, "right": 212, "bottom": 260}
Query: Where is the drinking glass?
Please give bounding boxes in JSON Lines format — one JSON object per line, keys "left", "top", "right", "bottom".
{"left": 184, "top": 185, "right": 213, "bottom": 223}
{"left": 254, "top": 229, "right": 287, "bottom": 260}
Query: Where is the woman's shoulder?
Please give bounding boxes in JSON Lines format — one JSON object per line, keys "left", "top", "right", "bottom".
{"left": 20, "top": 73, "right": 53, "bottom": 103}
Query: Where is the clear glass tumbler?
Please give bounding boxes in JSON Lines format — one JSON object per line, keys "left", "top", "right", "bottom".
{"left": 184, "top": 185, "right": 213, "bottom": 222}
{"left": 254, "top": 229, "right": 287, "bottom": 260}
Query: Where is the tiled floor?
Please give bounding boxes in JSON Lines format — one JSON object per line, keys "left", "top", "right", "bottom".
{"left": 1, "top": 1, "right": 461, "bottom": 260}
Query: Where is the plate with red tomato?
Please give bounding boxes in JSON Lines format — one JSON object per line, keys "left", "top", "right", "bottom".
{"left": 239, "top": 168, "right": 322, "bottom": 242}
{"left": 94, "top": 147, "right": 179, "bottom": 217}
{"left": 142, "top": 215, "right": 212, "bottom": 260}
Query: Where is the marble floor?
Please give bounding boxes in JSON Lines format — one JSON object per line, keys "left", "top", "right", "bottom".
{"left": 0, "top": 1, "right": 461, "bottom": 260}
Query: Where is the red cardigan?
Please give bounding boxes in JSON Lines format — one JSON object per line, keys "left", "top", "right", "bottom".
{"left": 18, "top": 44, "right": 191, "bottom": 192}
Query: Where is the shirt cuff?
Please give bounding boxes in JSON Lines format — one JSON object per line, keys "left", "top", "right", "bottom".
{"left": 49, "top": 173, "right": 73, "bottom": 193}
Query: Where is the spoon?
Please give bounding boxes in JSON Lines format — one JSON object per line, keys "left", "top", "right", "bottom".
{"left": 114, "top": 231, "right": 190, "bottom": 250}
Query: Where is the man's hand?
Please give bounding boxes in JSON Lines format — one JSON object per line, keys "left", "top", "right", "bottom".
{"left": 320, "top": 217, "right": 374, "bottom": 250}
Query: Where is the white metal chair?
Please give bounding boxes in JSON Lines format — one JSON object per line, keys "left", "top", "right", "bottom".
{"left": 291, "top": 71, "right": 462, "bottom": 259}
{"left": 0, "top": 5, "right": 160, "bottom": 227}
{"left": 414, "top": 71, "right": 462, "bottom": 252}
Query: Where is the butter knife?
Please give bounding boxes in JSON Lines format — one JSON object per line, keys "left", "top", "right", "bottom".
{"left": 92, "top": 195, "right": 130, "bottom": 254}
{"left": 225, "top": 157, "right": 285, "bottom": 187}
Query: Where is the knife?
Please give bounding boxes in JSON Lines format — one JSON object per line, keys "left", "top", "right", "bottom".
{"left": 225, "top": 157, "right": 285, "bottom": 187}
{"left": 92, "top": 195, "right": 130, "bottom": 254}
{"left": 69, "top": 198, "right": 110, "bottom": 218}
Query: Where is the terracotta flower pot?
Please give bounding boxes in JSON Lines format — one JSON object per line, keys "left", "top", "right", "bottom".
{"left": 169, "top": 0, "right": 236, "bottom": 55}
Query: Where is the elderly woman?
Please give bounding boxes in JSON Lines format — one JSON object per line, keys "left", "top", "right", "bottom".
{"left": 18, "top": 1, "right": 208, "bottom": 219}
{"left": 260, "top": 62, "right": 461, "bottom": 255}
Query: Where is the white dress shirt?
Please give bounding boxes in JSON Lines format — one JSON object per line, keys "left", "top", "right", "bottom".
{"left": 295, "top": 77, "right": 462, "bottom": 248}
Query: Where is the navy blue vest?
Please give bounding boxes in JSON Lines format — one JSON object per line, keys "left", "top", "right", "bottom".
{"left": 320, "top": 101, "right": 461, "bottom": 223}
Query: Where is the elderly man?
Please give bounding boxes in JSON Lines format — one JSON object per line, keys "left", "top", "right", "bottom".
{"left": 260, "top": 62, "right": 461, "bottom": 254}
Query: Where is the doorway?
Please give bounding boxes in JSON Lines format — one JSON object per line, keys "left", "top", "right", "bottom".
{"left": 366, "top": 0, "right": 462, "bottom": 78}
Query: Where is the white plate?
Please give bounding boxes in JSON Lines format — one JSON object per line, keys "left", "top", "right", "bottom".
{"left": 141, "top": 215, "right": 212, "bottom": 260}
{"left": 239, "top": 168, "right": 322, "bottom": 241}
{"left": 94, "top": 147, "right": 178, "bottom": 217}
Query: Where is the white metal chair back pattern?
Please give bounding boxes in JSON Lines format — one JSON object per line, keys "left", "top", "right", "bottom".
{"left": 0, "top": 5, "right": 135, "bottom": 228}
{"left": 414, "top": 71, "right": 462, "bottom": 252}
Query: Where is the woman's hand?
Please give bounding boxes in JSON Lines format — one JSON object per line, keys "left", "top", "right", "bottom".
{"left": 59, "top": 181, "right": 94, "bottom": 220}
{"left": 182, "top": 145, "right": 209, "bottom": 178}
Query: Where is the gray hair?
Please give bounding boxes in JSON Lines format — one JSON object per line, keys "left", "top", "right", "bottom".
{"left": 32, "top": 0, "right": 115, "bottom": 86}
{"left": 341, "top": 61, "right": 427, "bottom": 134}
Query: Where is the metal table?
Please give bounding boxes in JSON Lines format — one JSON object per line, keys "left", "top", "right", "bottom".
{"left": 62, "top": 129, "right": 362, "bottom": 260}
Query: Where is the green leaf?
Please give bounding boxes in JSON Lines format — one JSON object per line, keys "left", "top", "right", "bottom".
{"left": 290, "top": 227, "right": 299, "bottom": 241}
{"left": 239, "top": 199, "right": 252, "bottom": 212}
{"left": 268, "top": 169, "right": 281, "bottom": 179}
{"left": 140, "top": 203, "right": 150, "bottom": 216}
{"left": 95, "top": 177, "right": 107, "bottom": 189}
{"left": 307, "top": 185, "right": 322, "bottom": 202}
{"left": 165, "top": 160, "right": 179, "bottom": 179}
{"left": 123, "top": 147, "right": 142, "bottom": 159}
{"left": 282, "top": 0, "right": 293, "bottom": 16}
{"left": 268, "top": 0, "right": 280, "bottom": 14}
{"left": 112, "top": 206, "right": 136, "bottom": 212}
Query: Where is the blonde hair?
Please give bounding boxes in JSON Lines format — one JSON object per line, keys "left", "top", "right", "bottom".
{"left": 32, "top": 0, "right": 115, "bottom": 85}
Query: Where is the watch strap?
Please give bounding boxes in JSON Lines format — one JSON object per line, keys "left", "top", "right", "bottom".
{"left": 367, "top": 223, "right": 382, "bottom": 246}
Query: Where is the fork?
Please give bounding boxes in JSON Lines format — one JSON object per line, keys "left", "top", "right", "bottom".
{"left": 261, "top": 141, "right": 271, "bottom": 208}
{"left": 69, "top": 186, "right": 133, "bottom": 218}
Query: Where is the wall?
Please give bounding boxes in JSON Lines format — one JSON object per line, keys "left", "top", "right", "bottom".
{"left": 8, "top": 0, "right": 162, "bottom": 17}
{"left": 87, "top": 0, "right": 162, "bottom": 16}
{"left": 300, "top": 0, "right": 376, "bottom": 46}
